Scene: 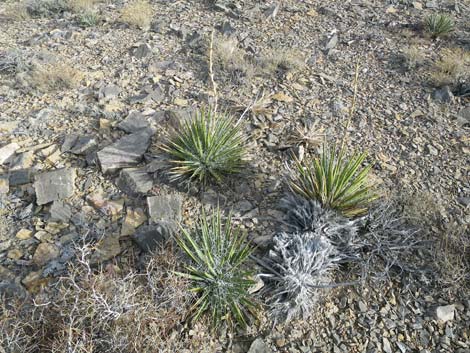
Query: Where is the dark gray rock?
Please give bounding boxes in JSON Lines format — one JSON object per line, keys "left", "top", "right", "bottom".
{"left": 61, "top": 134, "right": 78, "bottom": 152}
{"left": 70, "top": 136, "right": 98, "bottom": 155}
{"left": 50, "top": 200, "right": 72, "bottom": 222}
{"left": 433, "top": 86, "right": 454, "bottom": 103}
{"left": 97, "top": 129, "right": 153, "bottom": 174}
{"left": 132, "top": 43, "right": 151, "bottom": 58}
{"left": 457, "top": 197, "right": 470, "bottom": 207}
{"left": 248, "top": 338, "right": 271, "bottom": 353}
{"left": 147, "top": 194, "right": 182, "bottom": 223}
{"left": 4, "top": 169, "right": 25, "bottom": 188}
{"left": 0, "top": 281, "right": 28, "bottom": 301}
{"left": 33, "top": 168, "right": 76, "bottom": 205}
{"left": 117, "top": 111, "right": 150, "bottom": 133}
{"left": 132, "top": 222, "right": 175, "bottom": 252}
{"left": 117, "top": 168, "right": 153, "bottom": 196}
{"left": 99, "top": 84, "right": 121, "bottom": 101}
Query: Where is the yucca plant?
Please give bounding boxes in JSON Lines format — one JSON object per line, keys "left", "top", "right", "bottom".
{"left": 288, "top": 144, "right": 377, "bottom": 217}
{"left": 161, "top": 109, "right": 247, "bottom": 185}
{"left": 425, "top": 14, "right": 454, "bottom": 38}
{"left": 175, "top": 208, "right": 257, "bottom": 329}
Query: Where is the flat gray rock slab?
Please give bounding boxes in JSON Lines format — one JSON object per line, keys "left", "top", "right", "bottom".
{"left": 34, "top": 168, "right": 76, "bottom": 205}
{"left": 97, "top": 129, "right": 153, "bottom": 174}
{"left": 117, "top": 168, "right": 153, "bottom": 196}
{"left": 147, "top": 194, "right": 182, "bottom": 223}
{"left": 117, "top": 111, "right": 150, "bottom": 133}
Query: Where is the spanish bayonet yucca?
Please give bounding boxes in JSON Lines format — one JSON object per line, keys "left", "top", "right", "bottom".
{"left": 175, "top": 208, "right": 257, "bottom": 329}
{"left": 288, "top": 143, "right": 377, "bottom": 217}
{"left": 161, "top": 109, "right": 247, "bottom": 185}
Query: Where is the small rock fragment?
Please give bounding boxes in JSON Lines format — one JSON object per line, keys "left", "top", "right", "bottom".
{"left": 16, "top": 228, "right": 33, "bottom": 240}
{"left": 132, "top": 223, "right": 174, "bottom": 252}
{"left": 248, "top": 338, "right": 271, "bottom": 353}
{"left": 121, "top": 207, "right": 147, "bottom": 236}
{"left": 33, "top": 243, "right": 60, "bottom": 266}
{"left": 435, "top": 305, "right": 455, "bottom": 322}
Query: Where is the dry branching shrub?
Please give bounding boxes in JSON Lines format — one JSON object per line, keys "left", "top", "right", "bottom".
{"left": 120, "top": 0, "right": 153, "bottom": 30}
{"left": 0, "top": 243, "right": 201, "bottom": 353}
{"left": 29, "top": 63, "right": 82, "bottom": 92}
{"left": 430, "top": 48, "right": 470, "bottom": 87}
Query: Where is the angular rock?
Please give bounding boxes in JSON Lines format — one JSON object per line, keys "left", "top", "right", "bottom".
{"left": 117, "top": 168, "right": 153, "bottom": 196}
{"left": 8, "top": 168, "right": 34, "bottom": 186}
{"left": 33, "top": 243, "right": 60, "bottom": 266}
{"left": 435, "top": 305, "right": 455, "bottom": 322}
{"left": 131, "top": 43, "right": 152, "bottom": 58}
{"left": 132, "top": 223, "right": 175, "bottom": 252}
{"left": 117, "top": 110, "right": 150, "bottom": 133}
{"left": 99, "top": 84, "right": 121, "bottom": 101}
{"left": 70, "top": 136, "right": 98, "bottom": 155}
{"left": 248, "top": 338, "right": 271, "bottom": 353}
{"left": 433, "top": 86, "right": 454, "bottom": 103}
{"left": 0, "top": 142, "right": 19, "bottom": 165}
{"left": 16, "top": 228, "right": 33, "bottom": 240}
{"left": 50, "top": 200, "right": 72, "bottom": 222}
{"left": 34, "top": 168, "right": 76, "bottom": 205}
{"left": 90, "top": 235, "right": 121, "bottom": 263}
{"left": 121, "top": 207, "right": 147, "bottom": 236}
{"left": 147, "top": 194, "right": 182, "bottom": 223}
{"left": 97, "top": 129, "right": 153, "bottom": 174}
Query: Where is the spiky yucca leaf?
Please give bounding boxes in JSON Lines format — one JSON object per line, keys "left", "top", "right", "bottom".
{"left": 161, "top": 109, "right": 246, "bottom": 185}
{"left": 175, "top": 208, "right": 257, "bottom": 329}
{"left": 425, "top": 14, "right": 454, "bottom": 38}
{"left": 289, "top": 144, "right": 377, "bottom": 217}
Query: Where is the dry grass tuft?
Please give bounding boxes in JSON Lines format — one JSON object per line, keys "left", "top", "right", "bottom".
{"left": 68, "top": 0, "right": 97, "bottom": 12}
{"left": 3, "top": 2, "right": 30, "bottom": 21}
{"left": 429, "top": 47, "right": 470, "bottom": 87}
{"left": 402, "top": 45, "right": 425, "bottom": 69}
{"left": 434, "top": 222, "right": 470, "bottom": 290}
{"left": 29, "top": 63, "right": 82, "bottom": 92}
{"left": 212, "top": 35, "right": 255, "bottom": 84}
{"left": 259, "top": 48, "right": 306, "bottom": 76}
{"left": 120, "top": 0, "right": 153, "bottom": 30}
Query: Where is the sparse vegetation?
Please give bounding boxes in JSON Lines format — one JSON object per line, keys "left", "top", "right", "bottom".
{"left": 176, "top": 208, "right": 257, "bottom": 329}
{"left": 161, "top": 109, "right": 247, "bottom": 185}
{"left": 0, "top": 243, "right": 196, "bottom": 353}
{"left": 288, "top": 144, "right": 377, "bottom": 217}
{"left": 29, "top": 62, "right": 82, "bottom": 92}
{"left": 120, "top": 0, "right": 153, "bottom": 30}
{"left": 402, "top": 45, "right": 425, "bottom": 69}
{"left": 24, "top": 0, "right": 69, "bottom": 17}
{"left": 429, "top": 48, "right": 470, "bottom": 87}
{"left": 425, "top": 13, "right": 455, "bottom": 38}
{"left": 4, "top": 1, "right": 30, "bottom": 21}
{"left": 259, "top": 48, "right": 306, "bottom": 76}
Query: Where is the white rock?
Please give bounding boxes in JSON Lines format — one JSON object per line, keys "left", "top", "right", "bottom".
{"left": 435, "top": 305, "right": 455, "bottom": 322}
{"left": 0, "top": 142, "right": 19, "bottom": 165}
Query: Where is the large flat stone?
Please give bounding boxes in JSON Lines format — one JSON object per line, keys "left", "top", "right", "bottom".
{"left": 97, "top": 129, "right": 153, "bottom": 174}
{"left": 147, "top": 194, "right": 182, "bottom": 223}
{"left": 33, "top": 168, "right": 76, "bottom": 205}
{"left": 117, "top": 168, "right": 153, "bottom": 196}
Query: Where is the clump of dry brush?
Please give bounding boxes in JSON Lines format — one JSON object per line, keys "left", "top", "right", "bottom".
{"left": 260, "top": 193, "right": 424, "bottom": 322}
{"left": 0, "top": 242, "right": 197, "bottom": 353}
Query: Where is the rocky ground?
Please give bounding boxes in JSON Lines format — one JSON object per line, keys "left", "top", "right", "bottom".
{"left": 0, "top": 0, "right": 469, "bottom": 352}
